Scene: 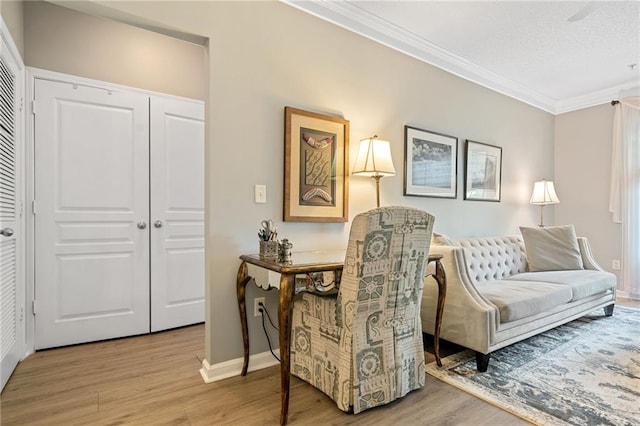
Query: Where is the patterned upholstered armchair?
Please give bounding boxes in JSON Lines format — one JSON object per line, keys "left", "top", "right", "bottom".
{"left": 290, "top": 206, "right": 435, "bottom": 414}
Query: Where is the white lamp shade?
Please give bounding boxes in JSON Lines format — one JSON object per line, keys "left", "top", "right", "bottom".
{"left": 352, "top": 137, "right": 396, "bottom": 177}
{"left": 530, "top": 180, "right": 560, "bottom": 205}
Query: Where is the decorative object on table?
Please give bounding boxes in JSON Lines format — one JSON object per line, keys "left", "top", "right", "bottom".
{"left": 352, "top": 135, "right": 396, "bottom": 207}
{"left": 258, "top": 219, "right": 278, "bottom": 258}
{"left": 259, "top": 219, "right": 278, "bottom": 240}
{"left": 290, "top": 206, "right": 435, "bottom": 414}
{"left": 529, "top": 179, "right": 559, "bottom": 227}
{"left": 464, "top": 140, "right": 502, "bottom": 202}
{"left": 404, "top": 126, "right": 457, "bottom": 198}
{"left": 278, "top": 238, "right": 293, "bottom": 263}
{"left": 426, "top": 307, "right": 640, "bottom": 426}
{"left": 259, "top": 241, "right": 278, "bottom": 258}
{"left": 284, "top": 106, "right": 349, "bottom": 223}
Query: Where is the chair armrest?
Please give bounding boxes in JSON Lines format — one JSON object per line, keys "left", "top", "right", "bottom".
{"left": 422, "top": 245, "right": 498, "bottom": 353}
{"left": 577, "top": 237, "right": 605, "bottom": 271}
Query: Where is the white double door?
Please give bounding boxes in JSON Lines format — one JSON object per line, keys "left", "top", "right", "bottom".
{"left": 34, "top": 78, "right": 204, "bottom": 349}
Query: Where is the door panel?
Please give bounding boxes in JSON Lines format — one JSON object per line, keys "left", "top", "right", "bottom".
{"left": 150, "top": 97, "right": 204, "bottom": 332}
{"left": 34, "top": 79, "right": 150, "bottom": 349}
{"left": 58, "top": 252, "right": 135, "bottom": 317}
{"left": 57, "top": 101, "right": 138, "bottom": 209}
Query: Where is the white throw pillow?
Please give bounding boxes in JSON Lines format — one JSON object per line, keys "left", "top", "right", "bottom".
{"left": 520, "top": 225, "right": 584, "bottom": 272}
{"left": 432, "top": 232, "right": 458, "bottom": 246}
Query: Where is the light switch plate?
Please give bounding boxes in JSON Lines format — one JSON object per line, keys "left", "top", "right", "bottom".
{"left": 255, "top": 185, "right": 267, "bottom": 203}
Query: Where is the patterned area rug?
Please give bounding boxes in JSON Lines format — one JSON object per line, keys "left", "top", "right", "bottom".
{"left": 426, "top": 306, "right": 640, "bottom": 426}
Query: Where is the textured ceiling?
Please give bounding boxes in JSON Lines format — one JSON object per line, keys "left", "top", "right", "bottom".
{"left": 285, "top": 0, "right": 640, "bottom": 114}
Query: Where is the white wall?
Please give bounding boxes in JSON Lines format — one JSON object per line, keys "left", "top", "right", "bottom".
{"left": 25, "top": 0, "right": 556, "bottom": 366}
{"left": 555, "top": 104, "right": 622, "bottom": 288}
{"left": 0, "top": 0, "right": 24, "bottom": 58}
{"left": 23, "top": 1, "right": 206, "bottom": 100}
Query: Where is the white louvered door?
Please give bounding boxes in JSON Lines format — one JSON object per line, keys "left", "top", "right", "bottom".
{"left": 0, "top": 34, "right": 23, "bottom": 391}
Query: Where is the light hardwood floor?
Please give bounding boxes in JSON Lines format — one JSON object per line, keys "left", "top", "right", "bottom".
{"left": 2, "top": 298, "right": 638, "bottom": 425}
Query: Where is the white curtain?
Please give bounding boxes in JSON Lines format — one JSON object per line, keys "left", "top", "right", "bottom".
{"left": 609, "top": 96, "right": 640, "bottom": 299}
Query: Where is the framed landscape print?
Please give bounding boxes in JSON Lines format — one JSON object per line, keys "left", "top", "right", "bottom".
{"left": 404, "top": 126, "right": 458, "bottom": 198}
{"left": 284, "top": 106, "right": 349, "bottom": 222}
{"left": 464, "top": 140, "right": 502, "bottom": 202}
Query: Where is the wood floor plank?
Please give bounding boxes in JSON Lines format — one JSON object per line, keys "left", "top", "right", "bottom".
{"left": 2, "top": 297, "right": 637, "bottom": 425}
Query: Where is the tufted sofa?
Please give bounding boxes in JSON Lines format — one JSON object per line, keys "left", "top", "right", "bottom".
{"left": 421, "top": 235, "right": 616, "bottom": 371}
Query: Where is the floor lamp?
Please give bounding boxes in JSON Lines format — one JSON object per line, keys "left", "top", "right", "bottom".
{"left": 352, "top": 135, "right": 396, "bottom": 207}
{"left": 530, "top": 179, "right": 560, "bottom": 227}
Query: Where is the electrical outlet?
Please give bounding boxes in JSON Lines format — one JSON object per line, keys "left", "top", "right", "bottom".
{"left": 254, "top": 297, "right": 265, "bottom": 317}
{"left": 612, "top": 259, "right": 621, "bottom": 270}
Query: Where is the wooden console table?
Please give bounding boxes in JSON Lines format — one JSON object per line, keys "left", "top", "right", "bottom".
{"left": 236, "top": 251, "right": 446, "bottom": 425}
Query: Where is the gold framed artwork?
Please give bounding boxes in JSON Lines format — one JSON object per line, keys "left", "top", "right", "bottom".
{"left": 284, "top": 106, "right": 349, "bottom": 222}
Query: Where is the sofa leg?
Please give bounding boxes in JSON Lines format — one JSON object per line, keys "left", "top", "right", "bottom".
{"left": 604, "top": 304, "right": 615, "bottom": 317}
{"left": 475, "top": 352, "right": 490, "bottom": 372}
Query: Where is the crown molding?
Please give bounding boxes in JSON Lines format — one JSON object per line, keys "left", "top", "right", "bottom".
{"left": 281, "top": 0, "right": 637, "bottom": 115}
{"left": 555, "top": 82, "right": 640, "bottom": 114}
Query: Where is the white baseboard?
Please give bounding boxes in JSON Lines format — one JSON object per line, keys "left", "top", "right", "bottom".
{"left": 617, "top": 290, "right": 630, "bottom": 299}
{"left": 199, "top": 350, "right": 280, "bottom": 383}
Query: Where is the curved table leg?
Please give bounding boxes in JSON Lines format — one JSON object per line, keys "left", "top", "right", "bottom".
{"left": 433, "top": 259, "right": 447, "bottom": 367}
{"left": 278, "top": 273, "right": 295, "bottom": 425}
{"left": 236, "top": 261, "right": 252, "bottom": 376}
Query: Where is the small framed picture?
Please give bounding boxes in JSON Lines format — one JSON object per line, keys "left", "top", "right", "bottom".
{"left": 464, "top": 140, "right": 502, "bottom": 202}
{"left": 404, "top": 126, "right": 458, "bottom": 198}
{"left": 284, "top": 106, "right": 349, "bottom": 222}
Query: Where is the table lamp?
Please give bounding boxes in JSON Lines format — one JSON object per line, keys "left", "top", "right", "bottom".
{"left": 530, "top": 179, "right": 560, "bottom": 227}
{"left": 352, "top": 135, "right": 396, "bottom": 207}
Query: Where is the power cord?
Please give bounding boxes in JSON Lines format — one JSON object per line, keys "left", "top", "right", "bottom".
{"left": 260, "top": 301, "right": 278, "bottom": 331}
{"left": 258, "top": 302, "right": 280, "bottom": 362}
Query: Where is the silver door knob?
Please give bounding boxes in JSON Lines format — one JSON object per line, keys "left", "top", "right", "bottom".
{"left": 154, "top": 220, "right": 163, "bottom": 228}
{"left": 137, "top": 222, "right": 147, "bottom": 230}
{"left": 0, "top": 227, "right": 14, "bottom": 237}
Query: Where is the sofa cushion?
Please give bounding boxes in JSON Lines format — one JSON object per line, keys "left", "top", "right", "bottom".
{"left": 509, "top": 270, "right": 616, "bottom": 301}
{"left": 520, "top": 225, "right": 584, "bottom": 272}
{"left": 477, "top": 280, "right": 573, "bottom": 323}
{"left": 457, "top": 236, "right": 528, "bottom": 281}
